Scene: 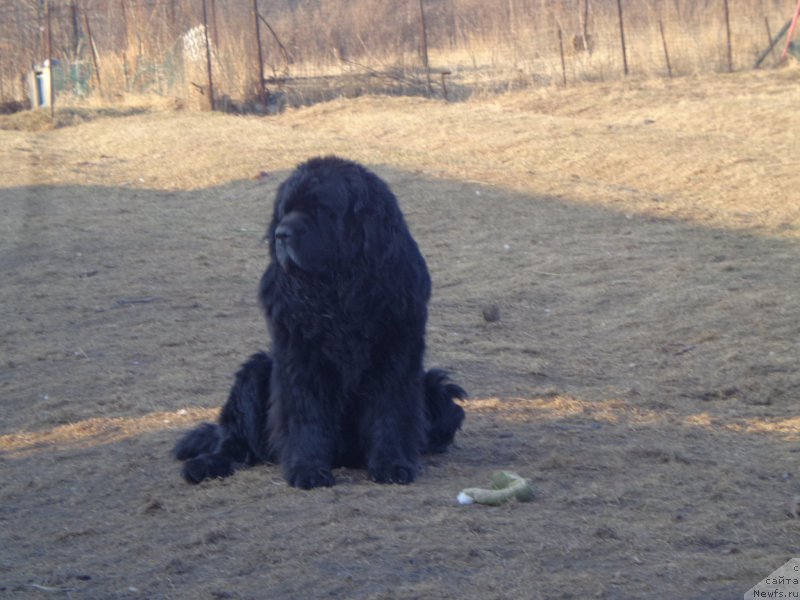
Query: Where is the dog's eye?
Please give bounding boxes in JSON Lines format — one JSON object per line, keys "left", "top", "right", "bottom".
{"left": 310, "top": 201, "right": 337, "bottom": 222}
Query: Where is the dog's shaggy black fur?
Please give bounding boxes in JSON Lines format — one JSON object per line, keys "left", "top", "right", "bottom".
{"left": 173, "top": 157, "right": 466, "bottom": 488}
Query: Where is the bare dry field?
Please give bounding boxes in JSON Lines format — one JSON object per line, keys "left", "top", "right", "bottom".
{"left": 1, "top": 66, "right": 800, "bottom": 599}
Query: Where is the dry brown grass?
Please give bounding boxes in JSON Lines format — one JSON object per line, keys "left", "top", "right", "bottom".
{"left": 7, "top": 63, "right": 796, "bottom": 232}
{"left": 1, "top": 0, "right": 794, "bottom": 107}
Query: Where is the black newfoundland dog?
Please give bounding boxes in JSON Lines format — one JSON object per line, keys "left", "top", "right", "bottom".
{"left": 173, "top": 156, "right": 466, "bottom": 489}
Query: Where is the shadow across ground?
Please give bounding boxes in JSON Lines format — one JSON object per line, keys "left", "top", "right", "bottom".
{"left": 1, "top": 168, "right": 799, "bottom": 598}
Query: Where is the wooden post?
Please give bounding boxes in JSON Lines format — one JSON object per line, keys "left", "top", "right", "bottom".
{"left": 615, "top": 0, "right": 629, "bottom": 76}
{"left": 658, "top": 20, "right": 672, "bottom": 78}
{"left": 84, "top": 13, "right": 102, "bottom": 93}
{"left": 70, "top": 3, "right": 81, "bottom": 55}
{"left": 722, "top": 0, "right": 733, "bottom": 72}
{"left": 557, "top": 27, "right": 567, "bottom": 86}
{"left": 202, "top": 0, "right": 215, "bottom": 110}
{"left": 46, "top": 0, "right": 55, "bottom": 119}
{"left": 582, "top": 0, "right": 590, "bottom": 38}
{"left": 253, "top": 0, "right": 266, "bottom": 107}
{"left": 120, "top": 0, "right": 130, "bottom": 92}
{"left": 418, "top": 0, "right": 432, "bottom": 97}
{"left": 764, "top": 16, "right": 773, "bottom": 52}
{"left": 37, "top": 2, "right": 46, "bottom": 63}
{"left": 581, "top": 0, "right": 591, "bottom": 53}
{"left": 616, "top": 0, "right": 629, "bottom": 76}
{"left": 440, "top": 70, "right": 451, "bottom": 101}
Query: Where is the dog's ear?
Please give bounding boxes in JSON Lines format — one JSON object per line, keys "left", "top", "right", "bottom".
{"left": 349, "top": 170, "right": 375, "bottom": 217}
{"left": 350, "top": 171, "right": 395, "bottom": 258}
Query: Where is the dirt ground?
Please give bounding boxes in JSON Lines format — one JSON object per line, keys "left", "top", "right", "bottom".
{"left": 2, "top": 65, "right": 800, "bottom": 599}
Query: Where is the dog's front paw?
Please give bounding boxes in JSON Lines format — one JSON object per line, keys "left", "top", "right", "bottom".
{"left": 181, "top": 454, "right": 235, "bottom": 484}
{"left": 368, "top": 462, "right": 417, "bottom": 485}
{"left": 182, "top": 455, "right": 213, "bottom": 484}
{"left": 286, "top": 465, "right": 335, "bottom": 489}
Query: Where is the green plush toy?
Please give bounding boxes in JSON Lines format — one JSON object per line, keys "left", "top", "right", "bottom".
{"left": 457, "top": 471, "right": 534, "bottom": 506}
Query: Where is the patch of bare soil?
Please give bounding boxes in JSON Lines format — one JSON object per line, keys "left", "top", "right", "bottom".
{"left": 1, "top": 66, "right": 799, "bottom": 599}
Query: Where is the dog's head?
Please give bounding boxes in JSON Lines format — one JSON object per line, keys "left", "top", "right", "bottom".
{"left": 268, "top": 156, "right": 401, "bottom": 274}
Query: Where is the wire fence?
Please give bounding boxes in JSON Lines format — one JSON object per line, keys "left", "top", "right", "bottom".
{"left": 0, "top": 0, "right": 797, "bottom": 113}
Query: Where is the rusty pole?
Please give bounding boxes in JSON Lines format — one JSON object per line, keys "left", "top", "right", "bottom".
{"left": 616, "top": 0, "right": 629, "bottom": 76}
{"left": 253, "top": 0, "right": 266, "bottom": 107}
{"left": 723, "top": 0, "right": 733, "bottom": 72}
{"left": 658, "top": 20, "right": 672, "bottom": 78}
{"left": 46, "top": 0, "right": 55, "bottom": 118}
{"left": 418, "top": 0, "right": 432, "bottom": 97}
{"left": 201, "top": 0, "right": 215, "bottom": 110}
